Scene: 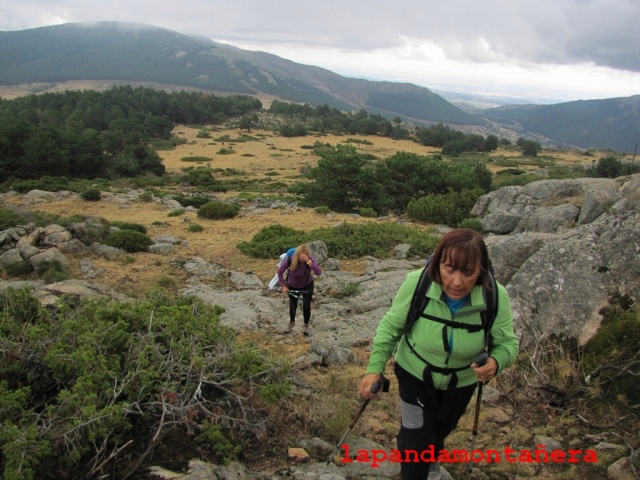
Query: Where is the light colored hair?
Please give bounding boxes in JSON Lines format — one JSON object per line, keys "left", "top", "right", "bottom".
{"left": 290, "top": 244, "right": 310, "bottom": 271}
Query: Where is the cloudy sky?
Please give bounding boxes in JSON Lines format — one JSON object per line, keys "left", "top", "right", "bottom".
{"left": 2, "top": 0, "right": 640, "bottom": 104}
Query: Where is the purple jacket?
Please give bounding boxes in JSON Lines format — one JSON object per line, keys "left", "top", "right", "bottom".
{"left": 277, "top": 256, "right": 322, "bottom": 289}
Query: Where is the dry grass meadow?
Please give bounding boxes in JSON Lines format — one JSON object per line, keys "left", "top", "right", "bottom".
{"left": 3, "top": 124, "right": 596, "bottom": 297}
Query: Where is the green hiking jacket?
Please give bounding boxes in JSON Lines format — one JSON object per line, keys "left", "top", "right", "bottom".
{"left": 365, "top": 268, "right": 519, "bottom": 389}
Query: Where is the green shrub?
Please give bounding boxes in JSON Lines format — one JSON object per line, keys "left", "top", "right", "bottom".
{"left": 324, "top": 280, "right": 360, "bottom": 299}
{"left": 138, "top": 191, "right": 153, "bottom": 202}
{"left": 110, "top": 221, "right": 147, "bottom": 234}
{"left": 181, "top": 156, "right": 213, "bottom": 162}
{"left": 173, "top": 194, "right": 214, "bottom": 209}
{"left": 237, "top": 222, "right": 440, "bottom": 260}
{"left": 80, "top": 188, "right": 101, "bottom": 201}
{"left": 188, "top": 223, "right": 204, "bottom": 233}
{"left": 1, "top": 259, "right": 32, "bottom": 276}
{"left": 35, "top": 260, "right": 70, "bottom": 284}
{"left": 157, "top": 276, "right": 176, "bottom": 288}
{"left": 197, "top": 202, "right": 241, "bottom": 220}
{"left": 587, "top": 154, "right": 640, "bottom": 178}
{"left": 498, "top": 168, "right": 527, "bottom": 176}
{"left": 0, "top": 288, "right": 290, "bottom": 479}
{"left": 458, "top": 217, "right": 484, "bottom": 232}
{"left": 168, "top": 208, "right": 186, "bottom": 217}
{"left": 0, "top": 208, "right": 25, "bottom": 230}
{"left": 358, "top": 207, "right": 377, "bottom": 218}
{"left": 583, "top": 306, "right": 640, "bottom": 407}
{"left": 236, "top": 224, "right": 306, "bottom": 258}
{"left": 195, "top": 421, "right": 242, "bottom": 465}
{"left": 104, "top": 230, "right": 154, "bottom": 253}
{"left": 314, "top": 206, "right": 331, "bottom": 215}
{"left": 182, "top": 168, "right": 217, "bottom": 187}
{"left": 119, "top": 254, "right": 136, "bottom": 264}
{"left": 11, "top": 176, "right": 70, "bottom": 193}
{"left": 69, "top": 216, "right": 111, "bottom": 244}
{"left": 407, "top": 188, "right": 484, "bottom": 227}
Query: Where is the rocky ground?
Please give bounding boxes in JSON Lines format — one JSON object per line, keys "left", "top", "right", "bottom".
{"left": 1, "top": 127, "right": 636, "bottom": 480}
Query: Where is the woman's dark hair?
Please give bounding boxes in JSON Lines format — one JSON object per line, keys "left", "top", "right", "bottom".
{"left": 427, "top": 228, "right": 492, "bottom": 289}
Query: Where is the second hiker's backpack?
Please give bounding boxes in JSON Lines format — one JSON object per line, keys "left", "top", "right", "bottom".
{"left": 404, "top": 255, "right": 499, "bottom": 348}
{"left": 267, "top": 248, "right": 298, "bottom": 290}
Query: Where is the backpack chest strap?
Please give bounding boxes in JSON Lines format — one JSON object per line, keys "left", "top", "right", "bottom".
{"left": 404, "top": 335, "right": 470, "bottom": 374}
{"left": 420, "top": 312, "right": 485, "bottom": 333}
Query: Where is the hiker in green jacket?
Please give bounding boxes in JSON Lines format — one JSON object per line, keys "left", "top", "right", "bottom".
{"left": 359, "top": 228, "right": 519, "bottom": 480}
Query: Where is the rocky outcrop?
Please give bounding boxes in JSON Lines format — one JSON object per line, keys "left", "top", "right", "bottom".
{"left": 0, "top": 217, "right": 188, "bottom": 285}
{"left": 472, "top": 177, "right": 623, "bottom": 234}
{"left": 474, "top": 174, "right": 640, "bottom": 346}
{"left": 2, "top": 177, "right": 638, "bottom": 480}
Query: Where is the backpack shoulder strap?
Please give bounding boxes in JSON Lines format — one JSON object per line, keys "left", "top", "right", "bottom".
{"left": 481, "top": 264, "right": 499, "bottom": 349}
{"left": 404, "top": 256, "right": 434, "bottom": 334}
{"left": 405, "top": 256, "right": 500, "bottom": 339}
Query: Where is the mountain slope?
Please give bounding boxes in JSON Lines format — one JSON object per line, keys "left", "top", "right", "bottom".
{"left": 483, "top": 96, "right": 640, "bottom": 153}
{"left": 0, "top": 22, "right": 483, "bottom": 125}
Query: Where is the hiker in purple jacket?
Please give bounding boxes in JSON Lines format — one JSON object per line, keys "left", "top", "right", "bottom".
{"left": 278, "top": 244, "right": 322, "bottom": 335}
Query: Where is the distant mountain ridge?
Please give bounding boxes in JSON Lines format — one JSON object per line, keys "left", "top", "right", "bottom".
{"left": 1, "top": 21, "right": 639, "bottom": 153}
{"left": 0, "top": 22, "right": 482, "bottom": 126}
{"left": 482, "top": 96, "right": 640, "bottom": 154}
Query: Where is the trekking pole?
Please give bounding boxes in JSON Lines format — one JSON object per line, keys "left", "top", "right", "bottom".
{"left": 326, "top": 373, "right": 390, "bottom": 465}
{"left": 283, "top": 289, "right": 304, "bottom": 304}
{"left": 468, "top": 351, "right": 489, "bottom": 475}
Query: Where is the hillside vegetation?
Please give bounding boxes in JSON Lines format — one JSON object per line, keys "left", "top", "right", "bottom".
{"left": 2, "top": 22, "right": 640, "bottom": 152}
{"left": 1, "top": 90, "right": 638, "bottom": 479}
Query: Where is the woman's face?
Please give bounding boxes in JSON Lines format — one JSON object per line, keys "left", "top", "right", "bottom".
{"left": 439, "top": 251, "right": 481, "bottom": 300}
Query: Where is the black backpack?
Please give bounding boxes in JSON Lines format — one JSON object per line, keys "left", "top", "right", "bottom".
{"left": 404, "top": 256, "right": 499, "bottom": 349}
{"left": 402, "top": 256, "right": 499, "bottom": 422}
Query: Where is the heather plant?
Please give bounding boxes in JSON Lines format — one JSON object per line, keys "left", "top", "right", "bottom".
{"left": 197, "top": 201, "right": 241, "bottom": 220}
{"left": 167, "top": 207, "right": 186, "bottom": 217}
{"left": 237, "top": 222, "right": 440, "bottom": 259}
{"left": 34, "top": 260, "right": 69, "bottom": 284}
{"left": 80, "top": 188, "right": 101, "bottom": 201}
{"left": 406, "top": 188, "right": 484, "bottom": 226}
{"left": 103, "top": 229, "right": 154, "bottom": 252}
{"left": 0, "top": 287, "right": 291, "bottom": 480}
{"left": 110, "top": 221, "right": 147, "bottom": 234}
{"left": 0, "top": 208, "right": 25, "bottom": 230}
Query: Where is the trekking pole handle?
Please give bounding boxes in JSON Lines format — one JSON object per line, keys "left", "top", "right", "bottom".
{"left": 371, "top": 373, "right": 390, "bottom": 394}
{"left": 474, "top": 351, "right": 489, "bottom": 367}
{"left": 370, "top": 378, "right": 383, "bottom": 394}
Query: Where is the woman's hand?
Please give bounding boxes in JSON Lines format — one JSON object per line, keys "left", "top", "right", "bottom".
{"left": 471, "top": 356, "right": 498, "bottom": 383}
{"left": 282, "top": 285, "right": 289, "bottom": 294}
{"left": 359, "top": 373, "right": 382, "bottom": 399}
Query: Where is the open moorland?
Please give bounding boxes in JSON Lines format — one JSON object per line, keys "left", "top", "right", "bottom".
{"left": 2, "top": 124, "right": 600, "bottom": 296}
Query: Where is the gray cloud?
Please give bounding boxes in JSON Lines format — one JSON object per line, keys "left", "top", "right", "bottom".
{"left": 2, "top": 0, "right": 639, "bottom": 72}
{"left": 1, "top": 0, "right": 639, "bottom": 102}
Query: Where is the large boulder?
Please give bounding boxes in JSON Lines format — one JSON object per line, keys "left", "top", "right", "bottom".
{"left": 473, "top": 177, "right": 627, "bottom": 235}
{"left": 513, "top": 203, "right": 580, "bottom": 234}
{"left": 29, "top": 248, "right": 69, "bottom": 273}
{"left": 478, "top": 174, "right": 640, "bottom": 346}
